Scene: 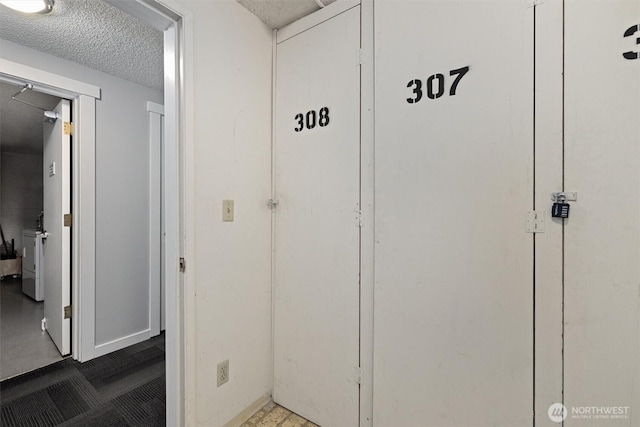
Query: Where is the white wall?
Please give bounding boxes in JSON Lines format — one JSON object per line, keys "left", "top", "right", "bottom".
{"left": 92, "top": 67, "right": 161, "bottom": 345}
{"left": 0, "top": 151, "right": 43, "bottom": 252}
{"left": 174, "top": 0, "right": 274, "bottom": 425}
{"left": 0, "top": 39, "right": 163, "bottom": 348}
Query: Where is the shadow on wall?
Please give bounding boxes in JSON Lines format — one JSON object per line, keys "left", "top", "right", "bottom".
{"left": 0, "top": 151, "right": 44, "bottom": 255}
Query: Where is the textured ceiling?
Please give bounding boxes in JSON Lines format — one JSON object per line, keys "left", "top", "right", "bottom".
{"left": 0, "top": 0, "right": 342, "bottom": 155}
{"left": 0, "top": 82, "right": 61, "bottom": 155}
{"left": 0, "top": 0, "right": 163, "bottom": 91}
{"left": 0, "top": 0, "right": 162, "bottom": 155}
{"left": 238, "top": 0, "right": 338, "bottom": 29}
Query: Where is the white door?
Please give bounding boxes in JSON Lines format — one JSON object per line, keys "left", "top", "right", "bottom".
{"left": 373, "top": 1, "right": 534, "bottom": 425}
{"left": 43, "top": 99, "right": 71, "bottom": 356}
{"left": 563, "top": 0, "right": 640, "bottom": 423}
{"left": 274, "top": 6, "right": 361, "bottom": 426}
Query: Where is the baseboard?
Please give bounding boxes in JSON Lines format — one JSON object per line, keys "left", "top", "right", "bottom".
{"left": 93, "top": 329, "right": 151, "bottom": 358}
{"left": 223, "top": 394, "right": 271, "bottom": 427}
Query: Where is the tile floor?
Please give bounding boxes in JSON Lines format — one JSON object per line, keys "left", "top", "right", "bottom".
{"left": 242, "top": 401, "right": 319, "bottom": 427}
{"left": 0, "top": 277, "right": 63, "bottom": 381}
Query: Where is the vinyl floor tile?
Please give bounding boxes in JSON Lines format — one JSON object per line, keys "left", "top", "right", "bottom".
{"left": 243, "top": 401, "right": 317, "bottom": 427}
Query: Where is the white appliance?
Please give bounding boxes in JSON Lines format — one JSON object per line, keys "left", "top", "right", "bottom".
{"left": 22, "top": 229, "right": 45, "bottom": 301}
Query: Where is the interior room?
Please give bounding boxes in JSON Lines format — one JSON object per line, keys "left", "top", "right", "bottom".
{"left": 1, "top": 0, "right": 639, "bottom": 426}
{"left": 0, "top": 82, "right": 65, "bottom": 380}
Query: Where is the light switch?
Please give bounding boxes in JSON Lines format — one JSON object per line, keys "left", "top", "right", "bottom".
{"left": 222, "top": 199, "right": 234, "bottom": 222}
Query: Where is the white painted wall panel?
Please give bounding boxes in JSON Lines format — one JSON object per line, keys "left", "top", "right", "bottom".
{"left": 94, "top": 77, "right": 156, "bottom": 344}
{"left": 171, "top": 1, "right": 274, "bottom": 425}
{"left": 564, "top": 1, "right": 640, "bottom": 425}
{"left": 374, "top": 1, "right": 534, "bottom": 425}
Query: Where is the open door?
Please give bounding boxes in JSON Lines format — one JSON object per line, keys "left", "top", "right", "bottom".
{"left": 42, "top": 99, "right": 71, "bottom": 356}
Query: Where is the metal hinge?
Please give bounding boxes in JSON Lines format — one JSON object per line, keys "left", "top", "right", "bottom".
{"left": 355, "top": 209, "right": 363, "bottom": 228}
{"left": 64, "top": 305, "right": 72, "bottom": 319}
{"left": 64, "top": 122, "right": 73, "bottom": 136}
{"left": 354, "top": 367, "right": 363, "bottom": 384}
{"left": 64, "top": 214, "right": 72, "bottom": 227}
{"left": 358, "top": 48, "right": 365, "bottom": 65}
{"left": 525, "top": 210, "right": 545, "bottom": 233}
{"left": 267, "top": 199, "right": 279, "bottom": 209}
{"left": 179, "top": 257, "right": 186, "bottom": 272}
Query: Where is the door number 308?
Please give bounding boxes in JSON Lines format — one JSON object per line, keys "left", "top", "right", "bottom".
{"left": 295, "top": 107, "right": 330, "bottom": 132}
{"left": 406, "top": 66, "right": 470, "bottom": 103}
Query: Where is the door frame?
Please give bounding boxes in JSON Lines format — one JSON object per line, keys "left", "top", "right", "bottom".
{"left": 103, "top": 1, "right": 192, "bottom": 425}
{"left": 359, "top": 1, "right": 374, "bottom": 426}
{"left": 0, "top": 60, "right": 100, "bottom": 363}
{"left": 1, "top": 0, "right": 191, "bottom": 423}
{"left": 147, "top": 101, "right": 164, "bottom": 337}
{"left": 102, "top": 2, "right": 191, "bottom": 425}
{"left": 271, "top": 1, "right": 375, "bottom": 425}
{"left": 533, "top": 1, "right": 564, "bottom": 420}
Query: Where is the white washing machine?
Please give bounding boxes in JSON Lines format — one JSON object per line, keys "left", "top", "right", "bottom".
{"left": 22, "top": 229, "right": 45, "bottom": 301}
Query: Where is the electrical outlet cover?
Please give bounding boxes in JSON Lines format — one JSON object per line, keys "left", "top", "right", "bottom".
{"left": 217, "top": 359, "right": 229, "bottom": 387}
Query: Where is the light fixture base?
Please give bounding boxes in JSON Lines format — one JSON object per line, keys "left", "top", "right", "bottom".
{"left": 0, "top": 0, "right": 54, "bottom": 14}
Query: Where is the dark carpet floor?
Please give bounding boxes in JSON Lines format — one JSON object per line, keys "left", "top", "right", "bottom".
{"left": 0, "top": 333, "right": 165, "bottom": 426}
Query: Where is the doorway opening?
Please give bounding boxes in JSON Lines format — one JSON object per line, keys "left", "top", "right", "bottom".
{"left": 0, "top": 0, "right": 187, "bottom": 422}
{"left": 0, "top": 81, "right": 71, "bottom": 380}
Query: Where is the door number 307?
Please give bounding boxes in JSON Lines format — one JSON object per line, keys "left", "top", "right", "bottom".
{"left": 295, "top": 107, "right": 330, "bottom": 132}
{"left": 406, "top": 66, "right": 470, "bottom": 103}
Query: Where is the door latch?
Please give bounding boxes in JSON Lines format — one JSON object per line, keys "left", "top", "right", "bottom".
{"left": 551, "top": 192, "right": 576, "bottom": 219}
{"left": 551, "top": 192, "right": 577, "bottom": 202}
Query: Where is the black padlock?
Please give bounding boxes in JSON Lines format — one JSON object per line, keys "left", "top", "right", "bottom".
{"left": 552, "top": 202, "right": 570, "bottom": 218}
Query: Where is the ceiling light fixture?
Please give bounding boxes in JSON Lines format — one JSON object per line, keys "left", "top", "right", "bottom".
{"left": 0, "top": 0, "right": 54, "bottom": 14}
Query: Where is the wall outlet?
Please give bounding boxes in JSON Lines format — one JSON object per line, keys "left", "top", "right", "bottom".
{"left": 217, "top": 359, "right": 229, "bottom": 387}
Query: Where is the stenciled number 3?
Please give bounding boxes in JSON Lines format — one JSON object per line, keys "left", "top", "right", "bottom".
{"left": 406, "top": 79, "right": 423, "bottom": 104}
{"left": 623, "top": 24, "right": 640, "bottom": 60}
{"left": 295, "top": 113, "right": 304, "bottom": 132}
